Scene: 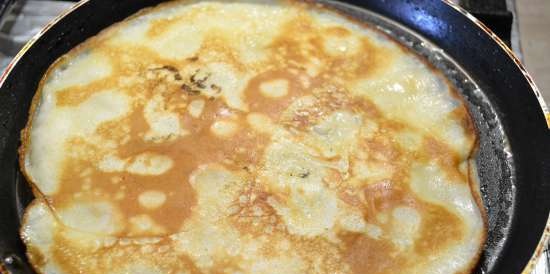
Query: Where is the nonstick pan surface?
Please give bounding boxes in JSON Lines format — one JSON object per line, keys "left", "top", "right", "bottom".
{"left": 0, "top": 1, "right": 549, "bottom": 274}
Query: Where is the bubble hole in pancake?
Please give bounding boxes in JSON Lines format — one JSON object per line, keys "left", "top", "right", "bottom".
{"left": 19, "top": 1, "right": 486, "bottom": 273}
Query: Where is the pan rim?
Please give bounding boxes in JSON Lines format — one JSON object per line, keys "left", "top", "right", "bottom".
{"left": 440, "top": 0, "right": 550, "bottom": 130}
{"left": 0, "top": 0, "right": 89, "bottom": 86}
{"left": 436, "top": 3, "right": 550, "bottom": 273}
{"left": 0, "top": 0, "right": 547, "bottom": 273}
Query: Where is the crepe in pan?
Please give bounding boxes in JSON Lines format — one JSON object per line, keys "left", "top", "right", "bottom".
{"left": 19, "top": 1, "right": 486, "bottom": 273}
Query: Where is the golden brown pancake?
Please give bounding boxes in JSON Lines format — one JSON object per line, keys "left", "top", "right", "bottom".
{"left": 19, "top": 1, "right": 486, "bottom": 273}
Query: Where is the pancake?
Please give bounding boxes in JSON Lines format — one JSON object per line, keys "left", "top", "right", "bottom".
{"left": 19, "top": 1, "right": 486, "bottom": 273}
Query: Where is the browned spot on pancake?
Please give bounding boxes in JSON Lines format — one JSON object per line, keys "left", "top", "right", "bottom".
{"left": 451, "top": 106, "right": 477, "bottom": 145}
{"left": 278, "top": 84, "right": 358, "bottom": 131}
{"left": 55, "top": 79, "right": 112, "bottom": 107}
{"left": 198, "top": 34, "right": 249, "bottom": 71}
{"left": 342, "top": 232, "right": 407, "bottom": 274}
{"left": 415, "top": 203, "right": 465, "bottom": 255}
{"left": 230, "top": 187, "right": 282, "bottom": 237}
{"left": 245, "top": 69, "right": 309, "bottom": 120}
{"left": 147, "top": 17, "right": 182, "bottom": 38}
{"left": 350, "top": 97, "right": 383, "bottom": 119}
{"left": 50, "top": 228, "right": 202, "bottom": 274}
{"left": 339, "top": 188, "right": 364, "bottom": 208}
{"left": 362, "top": 181, "right": 416, "bottom": 221}
{"left": 423, "top": 137, "right": 467, "bottom": 183}
{"left": 26, "top": 247, "right": 46, "bottom": 270}
{"left": 366, "top": 135, "right": 401, "bottom": 162}
{"left": 145, "top": 2, "right": 220, "bottom": 39}
{"left": 324, "top": 26, "right": 352, "bottom": 36}
{"left": 268, "top": 13, "right": 316, "bottom": 61}
{"left": 353, "top": 37, "right": 396, "bottom": 77}
{"left": 210, "top": 261, "right": 244, "bottom": 274}
{"left": 54, "top": 45, "right": 187, "bottom": 107}
{"left": 51, "top": 233, "right": 81, "bottom": 274}
{"left": 269, "top": 13, "right": 394, "bottom": 83}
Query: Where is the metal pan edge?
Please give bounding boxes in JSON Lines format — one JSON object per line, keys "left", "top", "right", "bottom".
{"left": 439, "top": 2, "right": 550, "bottom": 273}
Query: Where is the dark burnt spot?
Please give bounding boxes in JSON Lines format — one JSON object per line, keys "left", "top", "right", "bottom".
{"left": 187, "top": 56, "right": 199, "bottom": 62}
{"left": 181, "top": 84, "right": 201, "bottom": 95}
{"left": 149, "top": 65, "right": 179, "bottom": 73}
{"left": 161, "top": 65, "right": 178, "bottom": 72}
{"left": 211, "top": 84, "right": 222, "bottom": 94}
{"left": 190, "top": 69, "right": 211, "bottom": 89}
{"left": 148, "top": 65, "right": 183, "bottom": 81}
{"left": 175, "top": 68, "right": 215, "bottom": 96}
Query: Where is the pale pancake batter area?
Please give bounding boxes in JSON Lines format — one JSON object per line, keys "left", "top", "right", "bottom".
{"left": 19, "top": 1, "right": 486, "bottom": 274}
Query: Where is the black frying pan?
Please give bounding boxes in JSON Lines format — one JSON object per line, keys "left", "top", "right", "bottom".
{"left": 0, "top": 1, "right": 549, "bottom": 274}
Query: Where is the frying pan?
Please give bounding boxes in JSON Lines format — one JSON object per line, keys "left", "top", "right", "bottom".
{"left": 0, "top": 0, "right": 548, "bottom": 273}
